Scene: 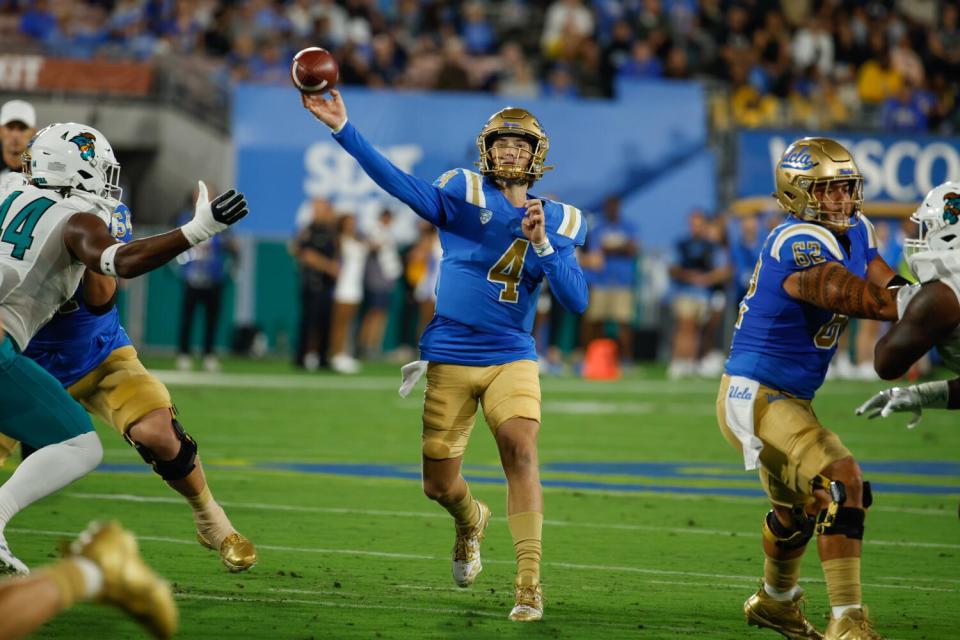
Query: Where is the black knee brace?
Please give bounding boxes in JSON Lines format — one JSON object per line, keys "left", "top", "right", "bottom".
{"left": 133, "top": 419, "right": 198, "bottom": 481}
{"left": 817, "top": 507, "right": 865, "bottom": 539}
{"left": 762, "top": 508, "right": 815, "bottom": 550}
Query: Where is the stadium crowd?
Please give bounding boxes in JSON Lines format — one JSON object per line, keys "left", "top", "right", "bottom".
{"left": 2, "top": 1, "right": 959, "bottom": 131}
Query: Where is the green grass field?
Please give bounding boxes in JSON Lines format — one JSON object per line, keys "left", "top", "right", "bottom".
{"left": 2, "top": 359, "right": 957, "bottom": 639}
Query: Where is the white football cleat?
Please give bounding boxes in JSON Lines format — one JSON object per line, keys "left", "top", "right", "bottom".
{"left": 452, "top": 501, "right": 491, "bottom": 588}
{"left": 0, "top": 535, "right": 29, "bottom": 575}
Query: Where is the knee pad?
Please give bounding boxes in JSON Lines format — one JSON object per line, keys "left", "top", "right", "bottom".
{"left": 762, "top": 508, "right": 815, "bottom": 550}
{"left": 132, "top": 419, "right": 198, "bottom": 481}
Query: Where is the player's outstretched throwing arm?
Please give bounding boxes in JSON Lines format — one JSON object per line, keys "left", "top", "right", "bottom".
{"left": 302, "top": 91, "right": 450, "bottom": 226}
{"left": 62, "top": 182, "right": 247, "bottom": 279}
{"left": 522, "top": 198, "right": 588, "bottom": 314}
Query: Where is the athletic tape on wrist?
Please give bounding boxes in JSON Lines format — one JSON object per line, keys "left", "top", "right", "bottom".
{"left": 99, "top": 243, "right": 122, "bottom": 277}
{"left": 533, "top": 240, "right": 554, "bottom": 257}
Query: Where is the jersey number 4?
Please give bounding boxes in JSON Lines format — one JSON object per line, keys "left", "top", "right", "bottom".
{"left": 0, "top": 191, "right": 55, "bottom": 260}
{"left": 488, "top": 238, "right": 529, "bottom": 303}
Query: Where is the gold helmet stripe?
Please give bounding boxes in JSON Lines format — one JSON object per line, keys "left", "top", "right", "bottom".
{"left": 463, "top": 170, "right": 486, "bottom": 208}
{"left": 559, "top": 204, "right": 582, "bottom": 239}
{"left": 770, "top": 223, "right": 844, "bottom": 262}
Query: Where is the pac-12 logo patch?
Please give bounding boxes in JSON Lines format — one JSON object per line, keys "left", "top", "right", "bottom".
{"left": 943, "top": 192, "right": 960, "bottom": 225}
{"left": 479, "top": 209, "right": 492, "bottom": 224}
{"left": 69, "top": 132, "right": 97, "bottom": 161}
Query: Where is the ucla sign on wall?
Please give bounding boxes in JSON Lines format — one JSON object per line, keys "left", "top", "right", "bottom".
{"left": 738, "top": 131, "right": 960, "bottom": 206}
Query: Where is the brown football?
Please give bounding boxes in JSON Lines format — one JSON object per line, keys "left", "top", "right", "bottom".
{"left": 291, "top": 47, "right": 339, "bottom": 94}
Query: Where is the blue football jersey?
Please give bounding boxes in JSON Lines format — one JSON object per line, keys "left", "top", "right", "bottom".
{"left": 725, "top": 216, "right": 879, "bottom": 398}
{"left": 333, "top": 121, "right": 589, "bottom": 366}
{"left": 24, "top": 285, "right": 131, "bottom": 388}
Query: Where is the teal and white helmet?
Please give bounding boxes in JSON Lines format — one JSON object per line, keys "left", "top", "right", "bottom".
{"left": 22, "top": 122, "right": 121, "bottom": 201}
{"left": 906, "top": 180, "right": 960, "bottom": 282}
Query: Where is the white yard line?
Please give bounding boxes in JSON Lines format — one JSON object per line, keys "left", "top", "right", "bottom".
{"left": 152, "top": 369, "right": 881, "bottom": 397}
{"left": 65, "top": 492, "right": 960, "bottom": 549}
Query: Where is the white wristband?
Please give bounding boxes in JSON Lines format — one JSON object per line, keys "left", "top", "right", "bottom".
{"left": 99, "top": 242, "right": 122, "bottom": 277}
{"left": 179, "top": 219, "right": 207, "bottom": 246}
{"left": 331, "top": 118, "right": 348, "bottom": 134}
{"left": 533, "top": 239, "right": 554, "bottom": 257}
{"left": 913, "top": 380, "right": 950, "bottom": 409}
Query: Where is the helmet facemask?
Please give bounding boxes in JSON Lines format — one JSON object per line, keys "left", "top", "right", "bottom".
{"left": 774, "top": 137, "right": 863, "bottom": 234}
{"left": 476, "top": 107, "right": 552, "bottom": 185}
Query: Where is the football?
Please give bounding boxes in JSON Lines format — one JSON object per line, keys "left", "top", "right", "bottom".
{"left": 290, "top": 47, "right": 339, "bottom": 94}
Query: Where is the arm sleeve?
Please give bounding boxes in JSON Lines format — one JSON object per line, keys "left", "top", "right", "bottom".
{"left": 332, "top": 121, "right": 447, "bottom": 226}
{"left": 538, "top": 244, "right": 588, "bottom": 314}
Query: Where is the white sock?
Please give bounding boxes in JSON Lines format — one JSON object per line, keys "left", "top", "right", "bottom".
{"left": 0, "top": 432, "right": 102, "bottom": 528}
{"left": 832, "top": 604, "right": 861, "bottom": 619}
{"left": 72, "top": 556, "right": 104, "bottom": 600}
{"left": 764, "top": 582, "right": 801, "bottom": 601}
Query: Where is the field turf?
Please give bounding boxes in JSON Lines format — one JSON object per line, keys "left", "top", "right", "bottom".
{"left": 2, "top": 359, "right": 957, "bottom": 639}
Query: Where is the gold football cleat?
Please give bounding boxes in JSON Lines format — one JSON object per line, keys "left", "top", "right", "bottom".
{"left": 452, "top": 501, "right": 491, "bottom": 588}
{"left": 70, "top": 521, "right": 178, "bottom": 640}
{"left": 744, "top": 583, "right": 823, "bottom": 640}
{"left": 197, "top": 531, "right": 257, "bottom": 572}
{"left": 824, "top": 607, "right": 883, "bottom": 640}
{"left": 508, "top": 579, "right": 544, "bottom": 622}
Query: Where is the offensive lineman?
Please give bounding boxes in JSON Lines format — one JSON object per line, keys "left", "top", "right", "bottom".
{"left": 0, "top": 122, "right": 247, "bottom": 573}
{"left": 717, "top": 138, "right": 902, "bottom": 640}
{"left": 302, "top": 90, "right": 588, "bottom": 621}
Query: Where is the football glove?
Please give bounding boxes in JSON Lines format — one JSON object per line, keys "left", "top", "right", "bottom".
{"left": 855, "top": 380, "right": 950, "bottom": 429}
{"left": 180, "top": 181, "right": 248, "bottom": 246}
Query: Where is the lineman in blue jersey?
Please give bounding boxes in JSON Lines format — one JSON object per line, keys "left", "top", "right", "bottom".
{"left": 10, "top": 203, "right": 256, "bottom": 573}
{"left": 718, "top": 138, "right": 901, "bottom": 640}
{"left": 302, "top": 91, "right": 587, "bottom": 622}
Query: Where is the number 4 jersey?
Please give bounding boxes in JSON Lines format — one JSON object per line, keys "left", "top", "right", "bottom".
{"left": 725, "top": 216, "right": 878, "bottom": 399}
{"left": 331, "top": 120, "right": 588, "bottom": 366}
{"left": 0, "top": 182, "right": 112, "bottom": 350}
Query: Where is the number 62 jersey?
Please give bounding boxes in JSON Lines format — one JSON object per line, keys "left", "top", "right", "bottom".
{"left": 0, "top": 182, "right": 112, "bottom": 351}
{"left": 725, "top": 216, "right": 879, "bottom": 399}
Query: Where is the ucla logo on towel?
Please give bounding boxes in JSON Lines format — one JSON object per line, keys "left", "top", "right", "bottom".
{"left": 479, "top": 209, "right": 492, "bottom": 224}
{"left": 728, "top": 385, "right": 753, "bottom": 401}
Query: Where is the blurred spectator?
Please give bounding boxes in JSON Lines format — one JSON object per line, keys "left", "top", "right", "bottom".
{"left": 881, "top": 82, "right": 929, "bottom": 132}
{"left": 358, "top": 209, "right": 402, "bottom": 360}
{"left": 175, "top": 186, "right": 236, "bottom": 373}
{"left": 407, "top": 222, "right": 441, "bottom": 338}
{"left": 541, "top": 0, "right": 594, "bottom": 60}
{"left": 292, "top": 197, "right": 339, "bottom": 371}
{"left": 329, "top": 214, "right": 367, "bottom": 374}
{"left": 618, "top": 39, "right": 663, "bottom": 78}
{"left": 582, "top": 197, "right": 638, "bottom": 363}
{"left": 857, "top": 34, "right": 903, "bottom": 105}
{"left": 0, "top": 100, "right": 36, "bottom": 178}
{"left": 667, "top": 209, "right": 730, "bottom": 379}
{"left": 729, "top": 214, "right": 763, "bottom": 309}
{"left": 697, "top": 214, "right": 732, "bottom": 377}
{"left": 461, "top": 1, "right": 495, "bottom": 55}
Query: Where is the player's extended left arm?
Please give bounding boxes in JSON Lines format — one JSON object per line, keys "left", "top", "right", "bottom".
{"left": 538, "top": 245, "right": 589, "bottom": 314}
{"left": 63, "top": 183, "right": 247, "bottom": 278}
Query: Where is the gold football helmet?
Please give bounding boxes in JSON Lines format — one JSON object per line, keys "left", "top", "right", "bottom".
{"left": 774, "top": 137, "right": 863, "bottom": 232}
{"left": 476, "top": 107, "right": 552, "bottom": 183}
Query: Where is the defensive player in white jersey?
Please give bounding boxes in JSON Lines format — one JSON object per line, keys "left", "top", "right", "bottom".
{"left": 856, "top": 181, "right": 960, "bottom": 462}
{"left": 0, "top": 122, "right": 247, "bottom": 573}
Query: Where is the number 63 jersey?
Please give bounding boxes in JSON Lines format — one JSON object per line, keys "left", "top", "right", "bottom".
{"left": 725, "top": 216, "right": 878, "bottom": 399}
{"left": 0, "top": 183, "right": 110, "bottom": 350}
